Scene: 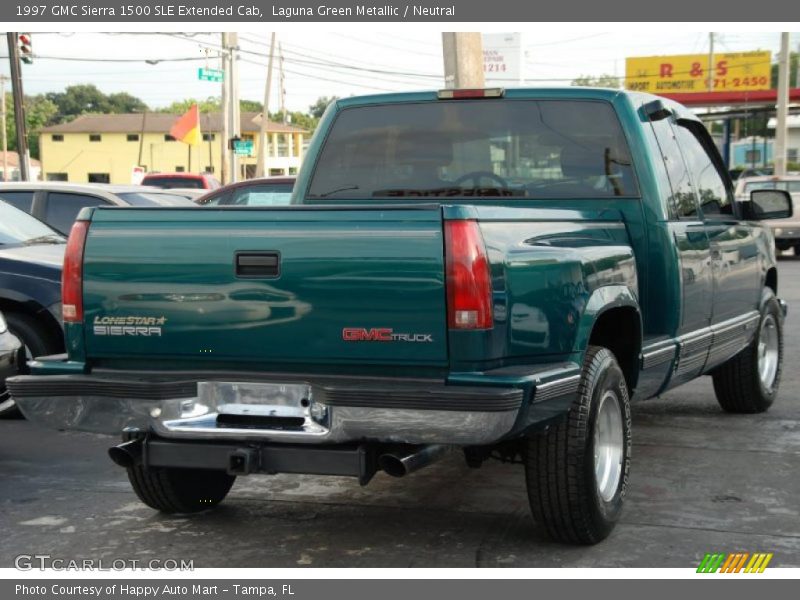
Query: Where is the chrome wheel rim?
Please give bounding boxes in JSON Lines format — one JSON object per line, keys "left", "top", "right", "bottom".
{"left": 757, "top": 314, "right": 779, "bottom": 390}
{"left": 594, "top": 390, "right": 624, "bottom": 503}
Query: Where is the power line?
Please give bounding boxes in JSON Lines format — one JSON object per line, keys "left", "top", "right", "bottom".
{"left": 239, "top": 34, "right": 443, "bottom": 76}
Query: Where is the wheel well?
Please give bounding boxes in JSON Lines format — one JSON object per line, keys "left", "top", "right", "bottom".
{"left": 0, "top": 298, "right": 64, "bottom": 350}
{"left": 588, "top": 307, "right": 641, "bottom": 392}
{"left": 765, "top": 268, "right": 778, "bottom": 294}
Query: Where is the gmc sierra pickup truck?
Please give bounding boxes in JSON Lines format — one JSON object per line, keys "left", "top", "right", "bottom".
{"left": 9, "top": 88, "right": 792, "bottom": 545}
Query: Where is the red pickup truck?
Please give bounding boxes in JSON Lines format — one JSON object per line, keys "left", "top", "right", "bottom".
{"left": 141, "top": 172, "right": 221, "bottom": 190}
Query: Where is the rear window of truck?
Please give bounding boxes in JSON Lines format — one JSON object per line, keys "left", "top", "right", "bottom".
{"left": 307, "top": 99, "right": 638, "bottom": 200}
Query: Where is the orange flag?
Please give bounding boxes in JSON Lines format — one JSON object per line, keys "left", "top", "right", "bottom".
{"left": 170, "top": 104, "right": 201, "bottom": 146}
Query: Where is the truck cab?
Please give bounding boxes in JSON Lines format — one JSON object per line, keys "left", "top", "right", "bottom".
{"left": 9, "top": 88, "right": 791, "bottom": 545}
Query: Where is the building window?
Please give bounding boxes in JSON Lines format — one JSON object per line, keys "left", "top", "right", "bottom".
{"left": 52, "top": 134, "right": 64, "bottom": 142}
{"left": 289, "top": 167, "right": 298, "bottom": 175}
{"left": 165, "top": 134, "right": 176, "bottom": 142}
{"left": 88, "top": 173, "right": 110, "bottom": 183}
{"left": 89, "top": 134, "right": 101, "bottom": 142}
{"left": 175, "top": 166, "right": 185, "bottom": 172}
{"left": 202, "top": 133, "right": 216, "bottom": 141}
{"left": 127, "top": 133, "right": 140, "bottom": 142}
{"left": 745, "top": 149, "right": 761, "bottom": 164}
{"left": 205, "top": 166, "right": 215, "bottom": 173}
{"left": 47, "top": 173, "right": 68, "bottom": 181}
{"left": 269, "top": 168, "right": 284, "bottom": 176}
{"left": 788, "top": 148, "right": 798, "bottom": 163}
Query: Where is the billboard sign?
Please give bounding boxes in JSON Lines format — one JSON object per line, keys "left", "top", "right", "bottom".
{"left": 483, "top": 33, "right": 522, "bottom": 84}
{"left": 625, "top": 51, "right": 771, "bottom": 94}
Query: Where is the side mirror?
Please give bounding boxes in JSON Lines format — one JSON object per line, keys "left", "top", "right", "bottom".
{"left": 741, "top": 189, "right": 793, "bottom": 220}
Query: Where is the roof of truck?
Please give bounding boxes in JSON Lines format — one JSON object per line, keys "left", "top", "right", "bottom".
{"left": 333, "top": 87, "right": 699, "bottom": 121}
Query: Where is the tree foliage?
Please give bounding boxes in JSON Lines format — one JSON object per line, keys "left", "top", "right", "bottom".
{"left": 3, "top": 93, "right": 59, "bottom": 160}
{"left": 45, "top": 84, "right": 147, "bottom": 123}
{"left": 309, "top": 96, "right": 339, "bottom": 119}
{"left": 770, "top": 51, "right": 799, "bottom": 88}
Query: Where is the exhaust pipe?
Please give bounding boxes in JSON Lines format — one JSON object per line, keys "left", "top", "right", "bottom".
{"left": 108, "top": 438, "right": 143, "bottom": 468}
{"left": 378, "top": 444, "right": 448, "bottom": 478}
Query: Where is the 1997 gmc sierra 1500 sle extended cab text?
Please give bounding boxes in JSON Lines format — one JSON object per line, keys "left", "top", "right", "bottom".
{"left": 8, "top": 88, "right": 793, "bottom": 544}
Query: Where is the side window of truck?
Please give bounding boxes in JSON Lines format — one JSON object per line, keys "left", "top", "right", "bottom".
{"left": 673, "top": 122, "right": 734, "bottom": 220}
{"left": 650, "top": 118, "right": 699, "bottom": 219}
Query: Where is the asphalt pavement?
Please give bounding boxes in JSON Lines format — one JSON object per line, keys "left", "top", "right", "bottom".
{"left": 2, "top": 257, "right": 799, "bottom": 568}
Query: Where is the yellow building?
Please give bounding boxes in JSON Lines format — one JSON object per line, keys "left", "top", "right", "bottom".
{"left": 39, "top": 112, "right": 308, "bottom": 184}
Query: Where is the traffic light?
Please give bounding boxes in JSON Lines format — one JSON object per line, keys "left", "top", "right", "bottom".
{"left": 18, "top": 33, "right": 32, "bottom": 65}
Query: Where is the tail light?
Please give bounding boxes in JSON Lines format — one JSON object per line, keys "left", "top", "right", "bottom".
{"left": 445, "top": 220, "right": 493, "bottom": 330}
{"left": 62, "top": 220, "right": 89, "bottom": 323}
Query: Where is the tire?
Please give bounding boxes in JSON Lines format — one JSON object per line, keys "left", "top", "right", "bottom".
{"left": 524, "top": 346, "right": 632, "bottom": 544}
{"left": 127, "top": 465, "right": 236, "bottom": 514}
{"left": 712, "top": 288, "right": 783, "bottom": 414}
{"left": 0, "top": 312, "right": 61, "bottom": 418}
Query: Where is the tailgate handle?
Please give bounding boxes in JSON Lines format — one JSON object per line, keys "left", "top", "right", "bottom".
{"left": 235, "top": 252, "right": 280, "bottom": 278}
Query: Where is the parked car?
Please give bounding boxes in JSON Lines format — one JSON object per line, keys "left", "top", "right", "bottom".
{"left": 195, "top": 177, "right": 295, "bottom": 206}
{"left": 0, "top": 311, "right": 24, "bottom": 417}
{"left": 738, "top": 166, "right": 774, "bottom": 179}
{"left": 734, "top": 175, "right": 800, "bottom": 252}
{"left": 0, "top": 183, "right": 197, "bottom": 236}
{"left": 9, "top": 88, "right": 791, "bottom": 545}
{"left": 141, "top": 172, "right": 221, "bottom": 190}
{"left": 160, "top": 188, "right": 207, "bottom": 202}
{"left": 0, "top": 200, "right": 65, "bottom": 417}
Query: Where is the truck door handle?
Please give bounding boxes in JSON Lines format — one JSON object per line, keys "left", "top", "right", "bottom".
{"left": 235, "top": 252, "right": 280, "bottom": 278}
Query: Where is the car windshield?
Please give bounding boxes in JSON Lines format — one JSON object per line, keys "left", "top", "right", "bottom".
{"left": 744, "top": 180, "right": 800, "bottom": 194}
{"left": 307, "top": 99, "right": 638, "bottom": 199}
{"left": 198, "top": 184, "right": 294, "bottom": 206}
{"left": 142, "top": 177, "right": 205, "bottom": 189}
{"left": 117, "top": 192, "right": 196, "bottom": 207}
{"left": 0, "top": 200, "right": 65, "bottom": 246}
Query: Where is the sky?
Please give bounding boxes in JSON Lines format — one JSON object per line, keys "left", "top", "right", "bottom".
{"left": 1, "top": 31, "right": 794, "bottom": 114}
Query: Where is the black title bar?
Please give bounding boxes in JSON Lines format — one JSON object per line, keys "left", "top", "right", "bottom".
{"left": 4, "top": 0, "right": 795, "bottom": 22}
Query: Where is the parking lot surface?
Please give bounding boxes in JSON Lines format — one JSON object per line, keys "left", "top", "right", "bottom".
{"left": 2, "top": 257, "right": 799, "bottom": 568}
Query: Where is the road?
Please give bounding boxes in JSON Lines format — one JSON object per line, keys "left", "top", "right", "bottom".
{"left": 2, "top": 257, "right": 799, "bottom": 568}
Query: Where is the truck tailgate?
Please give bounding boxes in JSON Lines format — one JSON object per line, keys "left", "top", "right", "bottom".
{"left": 82, "top": 207, "right": 448, "bottom": 366}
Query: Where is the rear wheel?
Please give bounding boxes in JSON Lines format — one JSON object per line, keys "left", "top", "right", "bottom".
{"left": 0, "top": 312, "right": 61, "bottom": 418}
{"left": 127, "top": 465, "right": 236, "bottom": 513}
{"left": 712, "top": 288, "right": 783, "bottom": 413}
{"left": 524, "top": 345, "right": 632, "bottom": 544}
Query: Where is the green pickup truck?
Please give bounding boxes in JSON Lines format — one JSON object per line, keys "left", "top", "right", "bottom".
{"left": 9, "top": 88, "right": 792, "bottom": 545}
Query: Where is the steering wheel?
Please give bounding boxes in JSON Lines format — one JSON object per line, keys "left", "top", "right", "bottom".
{"left": 453, "top": 171, "right": 509, "bottom": 189}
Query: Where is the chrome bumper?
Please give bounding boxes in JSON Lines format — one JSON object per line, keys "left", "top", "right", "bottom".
{"left": 10, "top": 377, "right": 526, "bottom": 446}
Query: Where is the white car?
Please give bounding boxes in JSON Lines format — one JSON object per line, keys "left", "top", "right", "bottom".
{"left": 734, "top": 175, "right": 800, "bottom": 253}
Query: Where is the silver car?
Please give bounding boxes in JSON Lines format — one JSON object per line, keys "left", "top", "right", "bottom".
{"left": 0, "top": 182, "right": 196, "bottom": 235}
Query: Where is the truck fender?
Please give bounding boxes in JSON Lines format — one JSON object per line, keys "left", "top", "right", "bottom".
{"left": 573, "top": 285, "right": 642, "bottom": 389}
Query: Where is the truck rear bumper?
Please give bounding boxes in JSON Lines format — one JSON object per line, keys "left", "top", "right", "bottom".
{"left": 8, "top": 362, "right": 580, "bottom": 446}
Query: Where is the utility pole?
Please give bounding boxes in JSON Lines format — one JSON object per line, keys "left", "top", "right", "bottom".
{"left": 442, "top": 33, "right": 485, "bottom": 89}
{"left": 219, "top": 33, "right": 242, "bottom": 183}
{"left": 279, "top": 42, "right": 287, "bottom": 124}
{"left": 137, "top": 109, "right": 147, "bottom": 168}
{"left": 707, "top": 32, "right": 715, "bottom": 92}
{"left": 775, "top": 32, "right": 791, "bottom": 177}
{"left": 256, "top": 32, "right": 276, "bottom": 178}
{"left": 796, "top": 41, "right": 799, "bottom": 88}
{"left": 1, "top": 76, "right": 8, "bottom": 182}
{"left": 7, "top": 33, "right": 30, "bottom": 181}
{"left": 230, "top": 33, "right": 240, "bottom": 182}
